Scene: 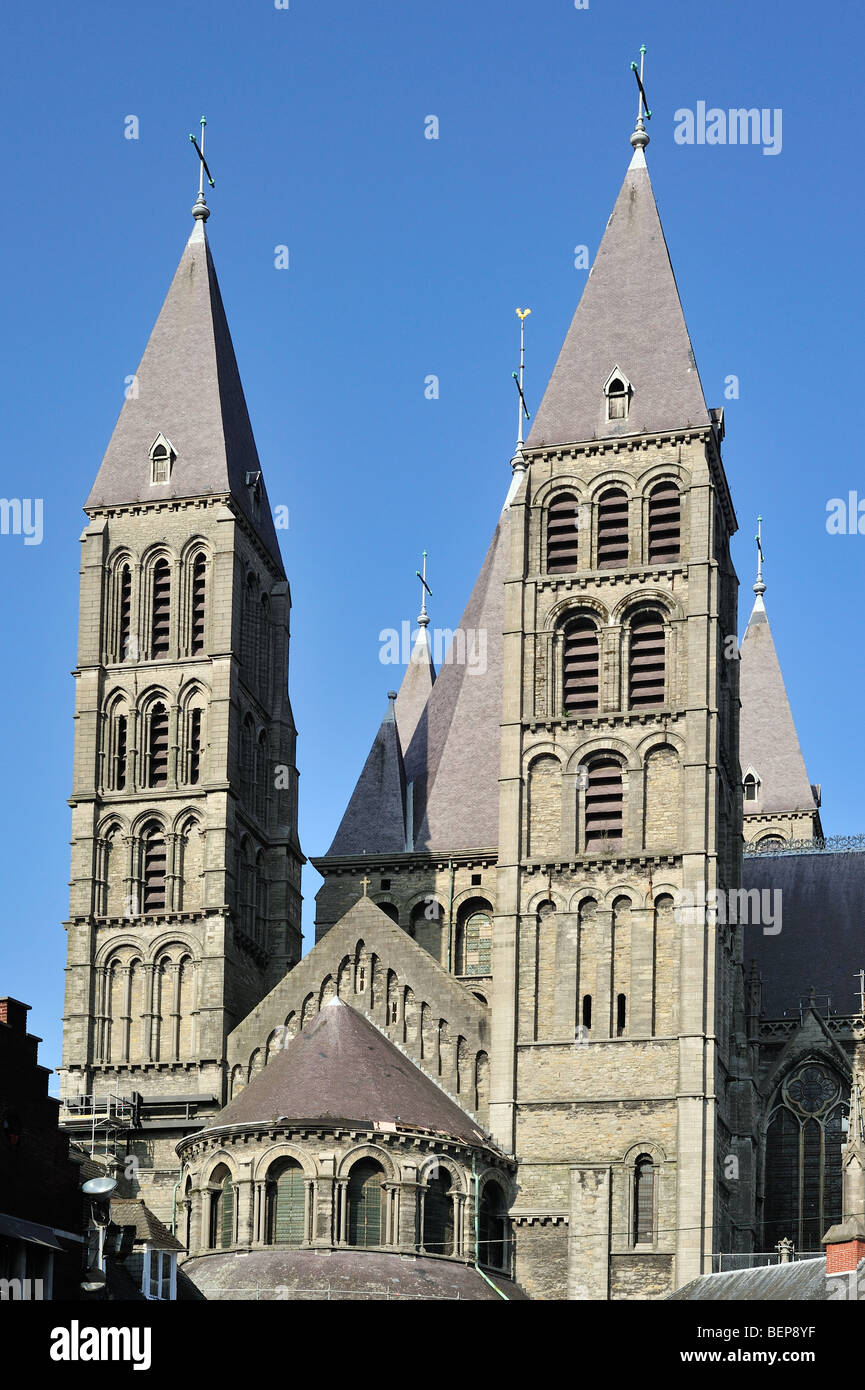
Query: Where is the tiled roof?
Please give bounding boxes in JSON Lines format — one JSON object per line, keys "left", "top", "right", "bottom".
{"left": 85, "top": 218, "right": 283, "bottom": 569}
{"left": 394, "top": 625, "right": 435, "bottom": 754}
{"left": 327, "top": 697, "right": 407, "bottom": 855}
{"left": 213, "top": 996, "right": 490, "bottom": 1146}
{"left": 110, "top": 1198, "right": 184, "bottom": 1252}
{"left": 669, "top": 1257, "right": 832, "bottom": 1301}
{"left": 739, "top": 595, "right": 817, "bottom": 815}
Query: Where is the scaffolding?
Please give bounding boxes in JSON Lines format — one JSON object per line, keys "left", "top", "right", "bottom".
{"left": 60, "top": 1092, "right": 137, "bottom": 1158}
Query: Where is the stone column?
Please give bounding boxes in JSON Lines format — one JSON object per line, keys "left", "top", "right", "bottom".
{"left": 568, "top": 1165, "right": 611, "bottom": 1300}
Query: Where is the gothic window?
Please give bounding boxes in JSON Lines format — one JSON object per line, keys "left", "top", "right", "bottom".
{"left": 151, "top": 558, "right": 171, "bottom": 657}
{"left": 190, "top": 553, "right": 206, "bottom": 655}
{"left": 546, "top": 492, "right": 581, "bottom": 574}
{"left": 596, "top": 488, "right": 629, "bottom": 568}
{"left": 743, "top": 772, "right": 759, "bottom": 803}
{"left": 423, "top": 1171, "right": 454, "bottom": 1255}
{"left": 478, "top": 1180, "right": 509, "bottom": 1272}
{"left": 104, "top": 702, "right": 129, "bottom": 791}
{"left": 647, "top": 481, "right": 681, "bottom": 564}
{"left": 209, "top": 1166, "right": 235, "bottom": 1250}
{"left": 563, "top": 616, "right": 599, "bottom": 714}
{"left": 188, "top": 707, "right": 202, "bottom": 785}
{"left": 764, "top": 1062, "right": 847, "bottom": 1251}
{"left": 347, "top": 1160, "right": 384, "bottom": 1248}
{"left": 147, "top": 702, "right": 169, "bottom": 787}
{"left": 633, "top": 1155, "right": 655, "bottom": 1244}
{"left": 455, "top": 900, "right": 493, "bottom": 976}
{"left": 142, "top": 822, "right": 166, "bottom": 913}
{"left": 266, "top": 1160, "right": 305, "bottom": 1247}
{"left": 584, "top": 759, "right": 623, "bottom": 852}
{"left": 149, "top": 437, "right": 174, "bottom": 485}
{"left": 628, "top": 609, "right": 666, "bottom": 708}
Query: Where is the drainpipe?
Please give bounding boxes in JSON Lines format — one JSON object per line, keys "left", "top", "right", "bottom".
{"left": 472, "top": 1153, "right": 509, "bottom": 1300}
{"left": 446, "top": 859, "right": 455, "bottom": 972}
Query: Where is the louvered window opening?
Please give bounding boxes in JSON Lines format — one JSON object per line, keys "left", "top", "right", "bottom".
{"left": 597, "top": 489, "right": 629, "bottom": 569}
{"left": 478, "top": 1186, "right": 507, "bottom": 1271}
{"left": 629, "top": 611, "right": 665, "bottom": 708}
{"left": 347, "top": 1161, "right": 383, "bottom": 1248}
{"left": 648, "top": 482, "right": 681, "bottom": 564}
{"left": 462, "top": 912, "right": 492, "bottom": 976}
{"left": 148, "top": 704, "right": 169, "bottom": 787}
{"left": 563, "top": 617, "right": 599, "bottom": 714}
{"left": 546, "top": 492, "right": 581, "bottom": 573}
{"left": 189, "top": 708, "right": 202, "bottom": 785}
{"left": 151, "top": 560, "right": 171, "bottom": 656}
{"left": 423, "top": 1174, "right": 454, "bottom": 1255}
{"left": 191, "top": 554, "right": 206, "bottom": 654}
{"left": 585, "top": 761, "right": 623, "bottom": 850}
{"left": 634, "top": 1158, "right": 654, "bottom": 1243}
{"left": 210, "top": 1174, "right": 234, "bottom": 1250}
{"left": 607, "top": 379, "right": 628, "bottom": 420}
{"left": 118, "top": 566, "right": 132, "bottom": 661}
{"left": 114, "top": 714, "right": 127, "bottom": 791}
{"left": 268, "top": 1164, "right": 305, "bottom": 1247}
{"left": 143, "top": 828, "right": 166, "bottom": 913}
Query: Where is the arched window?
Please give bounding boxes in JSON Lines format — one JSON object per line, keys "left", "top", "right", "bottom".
{"left": 240, "top": 840, "right": 256, "bottom": 940}
{"left": 142, "top": 822, "right": 166, "bottom": 912}
{"left": 378, "top": 902, "right": 399, "bottom": 925}
{"left": 743, "top": 772, "right": 759, "bottom": 804}
{"left": 546, "top": 492, "right": 581, "bottom": 574}
{"left": 581, "top": 994, "right": 593, "bottom": 1031}
{"left": 105, "top": 703, "right": 128, "bottom": 791}
{"left": 423, "top": 1170, "right": 454, "bottom": 1255}
{"left": 147, "top": 702, "right": 169, "bottom": 787}
{"left": 255, "top": 731, "right": 268, "bottom": 822}
{"left": 347, "top": 1160, "right": 384, "bottom": 1248}
{"left": 258, "top": 594, "right": 272, "bottom": 695}
{"left": 605, "top": 375, "right": 630, "bottom": 422}
{"left": 633, "top": 1155, "right": 655, "bottom": 1244}
{"left": 764, "top": 1062, "right": 847, "bottom": 1251}
{"left": 266, "top": 1160, "right": 305, "bottom": 1246}
{"left": 455, "top": 901, "right": 493, "bottom": 976}
{"left": 563, "top": 616, "right": 599, "bottom": 713}
{"left": 151, "top": 558, "right": 171, "bottom": 657}
{"left": 242, "top": 574, "right": 260, "bottom": 678}
{"left": 151, "top": 443, "right": 171, "bottom": 485}
{"left": 628, "top": 609, "right": 666, "bottom": 708}
{"left": 584, "top": 759, "right": 623, "bottom": 851}
{"left": 188, "top": 707, "right": 202, "bottom": 785}
{"left": 190, "top": 553, "right": 207, "bottom": 655}
{"left": 647, "top": 481, "right": 681, "bottom": 564}
{"left": 597, "top": 488, "right": 629, "bottom": 569}
{"left": 411, "top": 899, "right": 443, "bottom": 960}
{"left": 209, "top": 1166, "right": 234, "bottom": 1250}
{"left": 616, "top": 993, "right": 627, "bottom": 1037}
{"left": 117, "top": 563, "right": 133, "bottom": 662}
{"left": 478, "top": 1181, "right": 508, "bottom": 1272}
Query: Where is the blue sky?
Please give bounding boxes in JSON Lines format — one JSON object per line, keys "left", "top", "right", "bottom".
{"left": 1, "top": 0, "right": 862, "bottom": 1078}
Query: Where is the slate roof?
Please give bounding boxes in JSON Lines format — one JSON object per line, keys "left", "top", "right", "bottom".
{"left": 744, "top": 849, "right": 865, "bottom": 1017}
{"left": 527, "top": 147, "right": 710, "bottom": 448}
{"left": 327, "top": 697, "right": 407, "bottom": 855}
{"left": 668, "top": 1257, "right": 834, "bottom": 1301}
{"left": 212, "top": 996, "right": 490, "bottom": 1146}
{"left": 110, "top": 1198, "right": 184, "bottom": 1252}
{"left": 86, "top": 216, "right": 283, "bottom": 570}
{"left": 739, "top": 594, "right": 817, "bottom": 814}
{"left": 394, "top": 623, "right": 435, "bottom": 754}
{"left": 182, "top": 1248, "right": 530, "bottom": 1300}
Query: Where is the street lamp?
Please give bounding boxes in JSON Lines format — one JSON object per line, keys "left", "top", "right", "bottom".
{"left": 81, "top": 1175, "right": 117, "bottom": 1295}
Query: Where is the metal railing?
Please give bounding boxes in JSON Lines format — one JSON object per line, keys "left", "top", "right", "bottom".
{"left": 745, "top": 833, "right": 865, "bottom": 857}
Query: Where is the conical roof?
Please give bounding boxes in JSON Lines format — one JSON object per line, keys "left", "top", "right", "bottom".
{"left": 86, "top": 216, "right": 283, "bottom": 569}
{"left": 215, "top": 997, "right": 488, "bottom": 1145}
{"left": 327, "top": 696, "right": 407, "bottom": 855}
{"left": 394, "top": 624, "right": 435, "bottom": 753}
{"left": 528, "top": 147, "right": 710, "bottom": 448}
{"left": 739, "top": 594, "right": 818, "bottom": 814}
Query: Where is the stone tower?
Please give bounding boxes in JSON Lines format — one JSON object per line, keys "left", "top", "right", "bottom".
{"left": 492, "top": 122, "right": 752, "bottom": 1297}
{"left": 60, "top": 190, "right": 302, "bottom": 1220}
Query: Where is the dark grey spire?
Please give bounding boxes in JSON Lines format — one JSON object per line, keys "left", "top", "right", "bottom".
{"left": 739, "top": 594, "right": 818, "bottom": 816}
{"left": 527, "top": 145, "right": 710, "bottom": 448}
{"left": 86, "top": 216, "right": 283, "bottom": 569}
{"left": 326, "top": 693, "right": 408, "bottom": 855}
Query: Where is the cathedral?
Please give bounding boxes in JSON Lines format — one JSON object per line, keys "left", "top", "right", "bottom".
{"left": 58, "top": 104, "right": 865, "bottom": 1301}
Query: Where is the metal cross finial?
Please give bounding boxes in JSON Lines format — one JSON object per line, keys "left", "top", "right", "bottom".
{"left": 629, "top": 46, "right": 652, "bottom": 150}
{"left": 360, "top": 874, "right": 370, "bottom": 897}
{"left": 754, "top": 515, "right": 766, "bottom": 596}
{"left": 189, "top": 117, "right": 215, "bottom": 221}
{"left": 415, "top": 551, "right": 432, "bottom": 627}
{"left": 513, "top": 308, "right": 531, "bottom": 447}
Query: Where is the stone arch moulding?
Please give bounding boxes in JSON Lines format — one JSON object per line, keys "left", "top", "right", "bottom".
{"left": 252, "top": 1143, "right": 318, "bottom": 1183}
{"left": 336, "top": 1143, "right": 398, "bottom": 1182}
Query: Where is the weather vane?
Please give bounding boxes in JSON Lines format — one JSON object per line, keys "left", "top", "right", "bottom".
{"left": 415, "top": 551, "right": 432, "bottom": 626}
{"left": 630, "top": 45, "right": 652, "bottom": 124}
{"left": 189, "top": 116, "right": 215, "bottom": 195}
{"left": 513, "top": 308, "right": 531, "bottom": 447}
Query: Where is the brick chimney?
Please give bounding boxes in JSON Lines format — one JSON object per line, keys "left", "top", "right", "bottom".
{"left": 823, "top": 1077, "right": 865, "bottom": 1275}
{"left": 0, "top": 997, "right": 30, "bottom": 1032}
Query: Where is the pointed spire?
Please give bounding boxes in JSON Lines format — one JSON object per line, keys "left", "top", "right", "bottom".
{"left": 528, "top": 116, "right": 709, "bottom": 448}
{"left": 326, "top": 692, "right": 408, "bottom": 856}
{"left": 753, "top": 514, "right": 766, "bottom": 610}
{"left": 86, "top": 188, "right": 283, "bottom": 569}
{"left": 394, "top": 553, "right": 436, "bottom": 754}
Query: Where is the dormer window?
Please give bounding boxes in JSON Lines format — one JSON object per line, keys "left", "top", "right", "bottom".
{"left": 743, "top": 770, "right": 760, "bottom": 803}
{"left": 246, "top": 470, "right": 262, "bottom": 522}
{"left": 149, "top": 434, "right": 175, "bottom": 486}
{"left": 604, "top": 367, "right": 632, "bottom": 423}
